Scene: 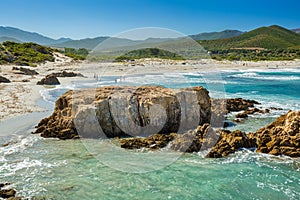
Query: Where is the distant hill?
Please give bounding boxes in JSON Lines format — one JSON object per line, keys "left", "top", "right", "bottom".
{"left": 52, "top": 37, "right": 109, "bottom": 49}
{"left": 200, "top": 25, "right": 300, "bottom": 50}
{"left": 0, "top": 26, "right": 72, "bottom": 45}
{"left": 0, "top": 36, "right": 21, "bottom": 43}
{"left": 52, "top": 36, "right": 175, "bottom": 50}
{"left": 190, "top": 30, "right": 243, "bottom": 40}
{"left": 292, "top": 28, "right": 300, "bottom": 34}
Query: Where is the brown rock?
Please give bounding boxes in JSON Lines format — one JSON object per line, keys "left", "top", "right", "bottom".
{"left": 37, "top": 74, "right": 60, "bottom": 85}
{"left": 34, "top": 86, "right": 211, "bottom": 139}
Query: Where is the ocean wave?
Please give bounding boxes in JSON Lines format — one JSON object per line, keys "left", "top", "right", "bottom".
{"left": 228, "top": 72, "right": 300, "bottom": 81}
{"left": 0, "top": 135, "right": 40, "bottom": 156}
{"left": 222, "top": 67, "right": 300, "bottom": 73}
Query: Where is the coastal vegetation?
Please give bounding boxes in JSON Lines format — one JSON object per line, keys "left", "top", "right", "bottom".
{"left": 0, "top": 41, "right": 54, "bottom": 66}
{"left": 61, "top": 48, "right": 89, "bottom": 60}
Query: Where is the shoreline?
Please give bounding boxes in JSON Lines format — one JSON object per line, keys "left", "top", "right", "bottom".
{"left": 0, "top": 58, "right": 299, "bottom": 124}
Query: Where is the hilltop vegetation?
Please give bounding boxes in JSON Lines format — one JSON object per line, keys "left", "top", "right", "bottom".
{"left": 0, "top": 41, "right": 55, "bottom": 66}
{"left": 114, "top": 48, "right": 184, "bottom": 62}
{"left": 198, "top": 25, "right": 300, "bottom": 61}
{"left": 62, "top": 48, "right": 89, "bottom": 60}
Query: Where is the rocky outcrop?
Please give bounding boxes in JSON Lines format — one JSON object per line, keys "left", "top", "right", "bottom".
{"left": 121, "top": 110, "right": 300, "bottom": 158}
{"left": 33, "top": 86, "right": 211, "bottom": 139}
{"left": 37, "top": 74, "right": 60, "bottom": 85}
{"left": 0, "top": 76, "right": 11, "bottom": 83}
{"left": 12, "top": 67, "right": 38, "bottom": 75}
{"left": 254, "top": 110, "right": 300, "bottom": 157}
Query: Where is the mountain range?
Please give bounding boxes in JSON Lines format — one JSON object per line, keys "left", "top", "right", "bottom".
{"left": 0, "top": 25, "right": 300, "bottom": 50}
{"left": 0, "top": 26, "right": 72, "bottom": 45}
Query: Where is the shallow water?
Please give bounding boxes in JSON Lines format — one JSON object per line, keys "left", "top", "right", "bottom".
{"left": 1, "top": 68, "right": 300, "bottom": 199}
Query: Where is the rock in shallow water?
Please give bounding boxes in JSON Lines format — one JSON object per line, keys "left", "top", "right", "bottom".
{"left": 34, "top": 86, "right": 211, "bottom": 139}
{"left": 120, "top": 123, "right": 220, "bottom": 152}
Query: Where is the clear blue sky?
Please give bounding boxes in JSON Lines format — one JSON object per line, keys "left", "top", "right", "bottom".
{"left": 1, "top": 0, "right": 299, "bottom": 39}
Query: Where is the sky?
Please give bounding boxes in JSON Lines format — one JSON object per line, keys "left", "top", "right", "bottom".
{"left": 1, "top": 0, "right": 300, "bottom": 39}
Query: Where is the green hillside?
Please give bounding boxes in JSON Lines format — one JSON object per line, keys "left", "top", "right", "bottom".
{"left": 200, "top": 25, "right": 300, "bottom": 50}
{"left": 115, "top": 48, "right": 184, "bottom": 61}
{"left": 0, "top": 41, "right": 55, "bottom": 66}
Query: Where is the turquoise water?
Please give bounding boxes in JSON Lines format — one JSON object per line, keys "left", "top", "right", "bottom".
{"left": 1, "top": 68, "right": 300, "bottom": 199}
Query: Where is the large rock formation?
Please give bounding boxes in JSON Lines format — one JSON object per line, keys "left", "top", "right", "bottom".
{"left": 33, "top": 86, "right": 211, "bottom": 139}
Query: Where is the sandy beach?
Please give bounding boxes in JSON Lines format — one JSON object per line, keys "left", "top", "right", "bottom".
{"left": 0, "top": 57, "right": 300, "bottom": 122}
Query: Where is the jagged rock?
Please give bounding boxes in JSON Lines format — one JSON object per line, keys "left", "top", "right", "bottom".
{"left": 254, "top": 110, "right": 300, "bottom": 157}
{"left": 51, "top": 70, "right": 83, "bottom": 77}
{"left": 37, "top": 74, "right": 60, "bottom": 85}
{"left": 0, "top": 76, "right": 11, "bottom": 83}
{"left": 33, "top": 86, "right": 211, "bottom": 139}
{"left": 206, "top": 130, "right": 256, "bottom": 158}
{"left": 120, "top": 123, "right": 220, "bottom": 152}
{"left": 12, "top": 67, "right": 39, "bottom": 75}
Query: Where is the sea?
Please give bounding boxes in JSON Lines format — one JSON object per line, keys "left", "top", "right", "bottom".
{"left": 0, "top": 68, "right": 300, "bottom": 199}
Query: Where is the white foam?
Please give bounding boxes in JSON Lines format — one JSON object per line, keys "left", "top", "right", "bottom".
{"left": 229, "top": 72, "right": 300, "bottom": 81}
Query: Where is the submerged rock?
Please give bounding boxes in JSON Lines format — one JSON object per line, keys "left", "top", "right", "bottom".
{"left": 34, "top": 86, "right": 211, "bottom": 139}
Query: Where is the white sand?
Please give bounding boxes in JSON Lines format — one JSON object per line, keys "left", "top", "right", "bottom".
{"left": 0, "top": 57, "right": 300, "bottom": 122}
